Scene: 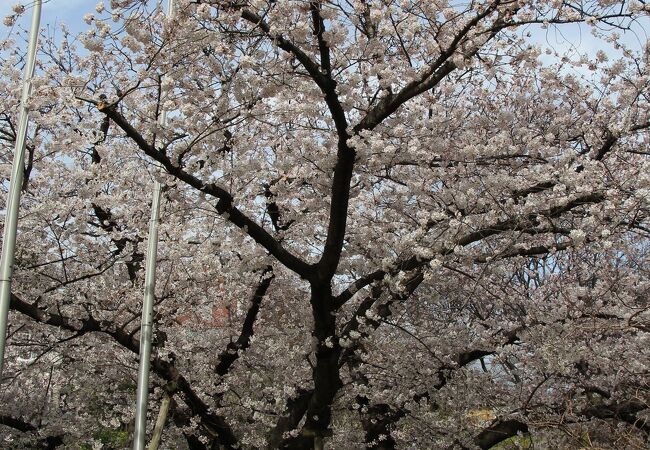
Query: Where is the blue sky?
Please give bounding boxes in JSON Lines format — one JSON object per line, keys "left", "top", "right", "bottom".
{"left": 1, "top": 0, "right": 91, "bottom": 35}
{"left": 1, "top": 1, "right": 647, "bottom": 67}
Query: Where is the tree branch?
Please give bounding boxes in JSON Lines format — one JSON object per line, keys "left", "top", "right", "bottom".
{"left": 310, "top": 1, "right": 332, "bottom": 76}
{"left": 0, "top": 414, "right": 36, "bottom": 432}
{"left": 214, "top": 266, "right": 274, "bottom": 377}
{"left": 354, "top": 1, "right": 504, "bottom": 132}
{"left": 98, "top": 105, "right": 313, "bottom": 279}
{"left": 9, "top": 292, "right": 238, "bottom": 448}
{"left": 474, "top": 419, "right": 529, "bottom": 449}
{"left": 215, "top": 1, "right": 349, "bottom": 137}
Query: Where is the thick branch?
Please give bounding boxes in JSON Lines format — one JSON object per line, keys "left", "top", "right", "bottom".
{"left": 267, "top": 389, "right": 313, "bottom": 449}
{"left": 0, "top": 415, "right": 36, "bottom": 432}
{"left": 354, "top": 2, "right": 503, "bottom": 132}
{"left": 9, "top": 292, "right": 238, "bottom": 448}
{"left": 221, "top": 2, "right": 352, "bottom": 281}
{"left": 90, "top": 203, "right": 144, "bottom": 283}
{"left": 231, "top": 4, "right": 348, "bottom": 137}
{"left": 580, "top": 400, "right": 650, "bottom": 434}
{"left": 153, "top": 359, "right": 238, "bottom": 448}
{"left": 456, "top": 193, "right": 604, "bottom": 247}
{"left": 214, "top": 267, "right": 274, "bottom": 377}
{"left": 333, "top": 269, "right": 385, "bottom": 308}
{"left": 316, "top": 146, "right": 355, "bottom": 282}
{"left": 310, "top": 1, "right": 332, "bottom": 76}
{"left": 355, "top": 60, "right": 456, "bottom": 133}
{"left": 338, "top": 191, "right": 604, "bottom": 310}
{"left": 99, "top": 105, "right": 313, "bottom": 279}
{"left": 474, "top": 419, "right": 529, "bottom": 449}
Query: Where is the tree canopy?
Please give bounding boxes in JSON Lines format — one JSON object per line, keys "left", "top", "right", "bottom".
{"left": 1, "top": 0, "right": 649, "bottom": 448}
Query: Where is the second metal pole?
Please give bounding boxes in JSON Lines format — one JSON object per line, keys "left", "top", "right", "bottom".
{"left": 133, "top": 3, "right": 174, "bottom": 447}
{"left": 133, "top": 182, "right": 162, "bottom": 450}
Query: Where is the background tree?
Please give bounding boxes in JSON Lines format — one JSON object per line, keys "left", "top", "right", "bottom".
{"left": 1, "top": 0, "right": 649, "bottom": 448}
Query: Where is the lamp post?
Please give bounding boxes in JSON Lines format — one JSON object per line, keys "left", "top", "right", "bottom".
{"left": 133, "top": 181, "right": 162, "bottom": 450}
{"left": 0, "top": 0, "right": 42, "bottom": 378}
{"left": 133, "top": 1, "right": 174, "bottom": 448}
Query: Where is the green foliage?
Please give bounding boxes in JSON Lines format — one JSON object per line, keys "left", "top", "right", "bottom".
{"left": 117, "top": 380, "right": 137, "bottom": 392}
{"left": 95, "top": 429, "right": 130, "bottom": 447}
{"left": 492, "top": 434, "right": 533, "bottom": 449}
{"left": 79, "top": 428, "right": 129, "bottom": 450}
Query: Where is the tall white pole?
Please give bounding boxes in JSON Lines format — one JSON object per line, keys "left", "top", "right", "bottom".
{"left": 133, "top": 182, "right": 162, "bottom": 450}
{"left": 133, "top": 1, "right": 174, "bottom": 448}
{"left": 0, "top": 0, "right": 42, "bottom": 378}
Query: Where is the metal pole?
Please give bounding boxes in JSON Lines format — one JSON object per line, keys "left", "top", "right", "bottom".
{"left": 133, "top": 182, "right": 161, "bottom": 450}
{"left": 133, "top": 2, "right": 173, "bottom": 448}
{"left": 0, "top": 0, "right": 42, "bottom": 378}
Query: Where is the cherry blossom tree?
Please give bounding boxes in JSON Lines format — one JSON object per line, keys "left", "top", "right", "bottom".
{"left": 1, "top": 0, "right": 649, "bottom": 449}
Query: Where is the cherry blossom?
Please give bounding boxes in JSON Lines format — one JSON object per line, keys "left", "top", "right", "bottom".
{"left": 0, "top": 1, "right": 649, "bottom": 449}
